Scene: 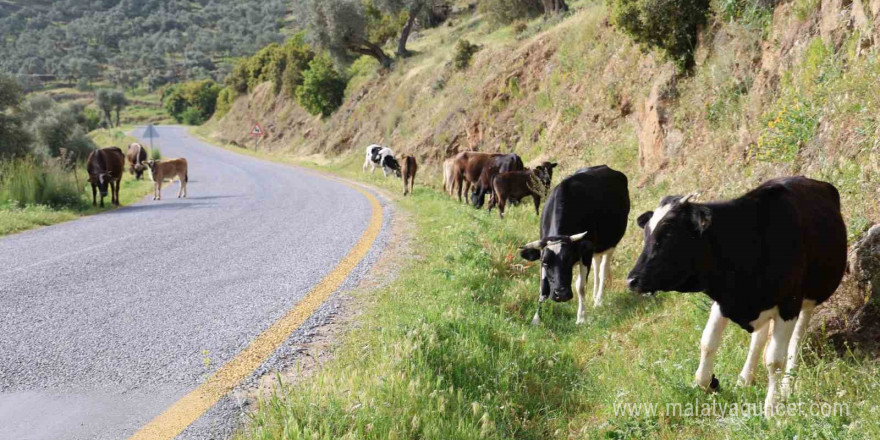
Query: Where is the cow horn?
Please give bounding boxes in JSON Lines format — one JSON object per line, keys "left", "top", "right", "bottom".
{"left": 570, "top": 231, "right": 588, "bottom": 242}
{"left": 680, "top": 192, "right": 700, "bottom": 204}
{"left": 520, "top": 239, "right": 543, "bottom": 250}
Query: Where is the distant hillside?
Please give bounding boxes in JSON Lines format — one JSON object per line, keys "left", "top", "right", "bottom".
{"left": 0, "top": 0, "right": 289, "bottom": 90}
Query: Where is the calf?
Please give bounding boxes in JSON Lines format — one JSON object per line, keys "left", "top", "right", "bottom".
{"left": 488, "top": 163, "right": 553, "bottom": 218}
{"left": 362, "top": 144, "right": 383, "bottom": 173}
{"left": 451, "top": 151, "right": 501, "bottom": 203}
{"left": 519, "top": 165, "right": 630, "bottom": 324}
{"left": 401, "top": 155, "right": 417, "bottom": 196}
{"left": 87, "top": 147, "right": 125, "bottom": 207}
{"left": 471, "top": 153, "right": 524, "bottom": 208}
{"left": 144, "top": 158, "right": 188, "bottom": 200}
{"left": 442, "top": 157, "right": 456, "bottom": 196}
{"left": 626, "top": 177, "right": 847, "bottom": 416}
{"left": 126, "top": 142, "right": 148, "bottom": 180}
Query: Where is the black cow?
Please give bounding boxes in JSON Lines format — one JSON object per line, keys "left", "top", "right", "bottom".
{"left": 86, "top": 147, "right": 125, "bottom": 207}
{"left": 626, "top": 177, "right": 847, "bottom": 416}
{"left": 519, "top": 165, "right": 630, "bottom": 325}
{"left": 471, "top": 153, "right": 524, "bottom": 208}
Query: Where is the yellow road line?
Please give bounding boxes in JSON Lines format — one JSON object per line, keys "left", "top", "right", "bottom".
{"left": 129, "top": 183, "right": 383, "bottom": 440}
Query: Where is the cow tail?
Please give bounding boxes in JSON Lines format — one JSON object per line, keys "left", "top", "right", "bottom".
{"left": 185, "top": 172, "right": 188, "bottom": 183}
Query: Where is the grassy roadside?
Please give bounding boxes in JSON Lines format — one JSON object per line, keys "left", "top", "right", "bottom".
{"left": 0, "top": 127, "right": 155, "bottom": 236}
{"left": 211, "top": 146, "right": 878, "bottom": 439}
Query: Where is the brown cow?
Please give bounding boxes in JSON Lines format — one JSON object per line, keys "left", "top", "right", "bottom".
{"left": 401, "top": 155, "right": 417, "bottom": 196}
{"left": 451, "top": 151, "right": 502, "bottom": 203}
{"left": 144, "top": 158, "right": 188, "bottom": 200}
{"left": 126, "top": 143, "right": 148, "bottom": 180}
{"left": 87, "top": 147, "right": 125, "bottom": 207}
{"left": 472, "top": 153, "right": 524, "bottom": 208}
{"left": 488, "top": 164, "right": 554, "bottom": 218}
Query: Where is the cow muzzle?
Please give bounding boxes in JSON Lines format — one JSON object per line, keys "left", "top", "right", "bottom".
{"left": 551, "top": 287, "right": 573, "bottom": 302}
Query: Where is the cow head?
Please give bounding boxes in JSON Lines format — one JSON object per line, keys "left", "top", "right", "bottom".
{"left": 370, "top": 147, "right": 383, "bottom": 164}
{"left": 93, "top": 172, "right": 112, "bottom": 196}
{"left": 538, "top": 161, "right": 558, "bottom": 181}
{"left": 532, "top": 165, "right": 553, "bottom": 193}
{"left": 627, "top": 194, "right": 711, "bottom": 295}
{"left": 519, "top": 231, "right": 591, "bottom": 302}
{"left": 133, "top": 163, "right": 146, "bottom": 180}
{"left": 383, "top": 155, "right": 402, "bottom": 177}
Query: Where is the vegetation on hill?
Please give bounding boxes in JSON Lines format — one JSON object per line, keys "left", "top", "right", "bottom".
{"left": 208, "top": 0, "right": 880, "bottom": 438}
{"left": 0, "top": 0, "right": 288, "bottom": 91}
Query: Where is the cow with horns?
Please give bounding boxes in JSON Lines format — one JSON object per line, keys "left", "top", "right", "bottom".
{"left": 519, "top": 165, "right": 630, "bottom": 325}
{"left": 626, "top": 177, "right": 847, "bottom": 416}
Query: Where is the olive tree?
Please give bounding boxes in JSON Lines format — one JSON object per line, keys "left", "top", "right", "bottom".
{"left": 300, "top": 0, "right": 394, "bottom": 68}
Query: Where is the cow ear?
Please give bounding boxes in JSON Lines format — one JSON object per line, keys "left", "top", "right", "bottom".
{"left": 691, "top": 205, "right": 712, "bottom": 235}
{"left": 549, "top": 162, "right": 558, "bottom": 168}
{"left": 520, "top": 247, "right": 541, "bottom": 261}
{"left": 637, "top": 211, "right": 653, "bottom": 229}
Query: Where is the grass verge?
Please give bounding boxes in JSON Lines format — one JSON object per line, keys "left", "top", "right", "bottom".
{"left": 221, "top": 149, "right": 878, "bottom": 439}
{"left": 0, "top": 127, "right": 155, "bottom": 236}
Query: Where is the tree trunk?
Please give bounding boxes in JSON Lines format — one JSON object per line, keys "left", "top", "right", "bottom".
{"left": 397, "top": 5, "right": 422, "bottom": 58}
{"left": 115, "top": 109, "right": 120, "bottom": 127}
{"left": 347, "top": 39, "right": 393, "bottom": 69}
{"left": 542, "top": 0, "right": 569, "bottom": 14}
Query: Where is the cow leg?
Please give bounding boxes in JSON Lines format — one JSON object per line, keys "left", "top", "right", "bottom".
{"left": 497, "top": 197, "right": 506, "bottom": 219}
{"left": 91, "top": 184, "right": 97, "bottom": 206}
{"left": 113, "top": 180, "right": 120, "bottom": 205}
{"left": 738, "top": 320, "right": 770, "bottom": 386}
{"left": 695, "top": 302, "right": 728, "bottom": 391}
{"left": 594, "top": 249, "right": 613, "bottom": 307}
{"left": 532, "top": 194, "right": 540, "bottom": 216}
{"left": 764, "top": 316, "right": 796, "bottom": 416}
{"left": 781, "top": 299, "right": 815, "bottom": 398}
{"left": 575, "top": 262, "right": 590, "bottom": 324}
{"left": 177, "top": 178, "right": 183, "bottom": 198}
{"left": 591, "top": 255, "right": 599, "bottom": 305}
{"left": 155, "top": 181, "right": 161, "bottom": 200}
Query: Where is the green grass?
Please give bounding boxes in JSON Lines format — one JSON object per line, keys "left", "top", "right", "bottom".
{"left": 233, "top": 154, "right": 879, "bottom": 440}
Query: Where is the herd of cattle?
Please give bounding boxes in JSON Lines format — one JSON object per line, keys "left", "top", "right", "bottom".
{"left": 364, "top": 144, "right": 848, "bottom": 417}
{"left": 85, "top": 143, "right": 189, "bottom": 206}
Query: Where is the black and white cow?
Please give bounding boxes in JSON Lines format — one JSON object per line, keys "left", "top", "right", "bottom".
{"left": 362, "top": 144, "right": 383, "bottom": 173}
{"left": 626, "top": 177, "right": 847, "bottom": 416}
{"left": 519, "top": 165, "right": 630, "bottom": 325}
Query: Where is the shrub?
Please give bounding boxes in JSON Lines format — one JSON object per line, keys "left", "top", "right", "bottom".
{"left": 453, "top": 39, "right": 480, "bottom": 70}
{"left": 215, "top": 87, "right": 236, "bottom": 119}
{"left": 512, "top": 20, "right": 529, "bottom": 35}
{"left": 609, "top": 0, "right": 711, "bottom": 70}
{"left": 479, "top": 0, "right": 543, "bottom": 26}
{"left": 225, "top": 59, "right": 250, "bottom": 94}
{"left": 0, "top": 158, "right": 84, "bottom": 209}
{"left": 752, "top": 100, "right": 818, "bottom": 163}
{"left": 180, "top": 107, "right": 206, "bottom": 125}
{"left": 76, "top": 78, "right": 91, "bottom": 91}
{"left": 162, "top": 79, "right": 222, "bottom": 124}
{"left": 150, "top": 147, "right": 162, "bottom": 160}
{"left": 296, "top": 54, "right": 347, "bottom": 117}
{"left": 281, "top": 33, "right": 315, "bottom": 97}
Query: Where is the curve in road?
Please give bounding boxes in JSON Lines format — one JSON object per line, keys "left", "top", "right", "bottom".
{"left": 0, "top": 126, "right": 386, "bottom": 440}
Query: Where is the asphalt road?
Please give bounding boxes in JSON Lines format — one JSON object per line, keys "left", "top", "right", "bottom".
{"left": 0, "top": 126, "right": 384, "bottom": 439}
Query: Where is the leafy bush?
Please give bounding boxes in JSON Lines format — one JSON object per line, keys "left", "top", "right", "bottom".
{"left": 752, "top": 100, "right": 818, "bottom": 163}
{"left": 180, "top": 107, "right": 206, "bottom": 125}
{"left": 512, "top": 20, "right": 529, "bottom": 35}
{"left": 453, "top": 39, "right": 480, "bottom": 70}
{"left": 224, "top": 33, "right": 315, "bottom": 97}
{"left": 479, "top": 0, "right": 543, "bottom": 25}
{"left": 162, "top": 79, "right": 222, "bottom": 125}
{"left": 150, "top": 148, "right": 162, "bottom": 160}
{"left": 609, "top": 0, "right": 711, "bottom": 69}
{"left": 215, "top": 87, "right": 236, "bottom": 119}
{"left": 296, "top": 54, "right": 347, "bottom": 117}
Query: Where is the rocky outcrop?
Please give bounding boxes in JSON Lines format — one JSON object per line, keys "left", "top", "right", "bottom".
{"left": 851, "top": 225, "right": 880, "bottom": 296}
{"left": 636, "top": 63, "right": 676, "bottom": 172}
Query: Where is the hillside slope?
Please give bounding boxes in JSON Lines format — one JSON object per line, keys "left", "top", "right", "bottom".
{"left": 209, "top": 2, "right": 879, "bottom": 323}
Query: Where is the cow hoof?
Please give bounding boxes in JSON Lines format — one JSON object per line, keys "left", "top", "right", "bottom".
{"left": 708, "top": 375, "right": 720, "bottom": 392}
{"left": 575, "top": 318, "right": 585, "bottom": 325}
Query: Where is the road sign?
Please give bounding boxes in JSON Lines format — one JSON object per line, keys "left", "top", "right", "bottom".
{"left": 142, "top": 124, "right": 159, "bottom": 149}
{"left": 249, "top": 123, "right": 264, "bottom": 138}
